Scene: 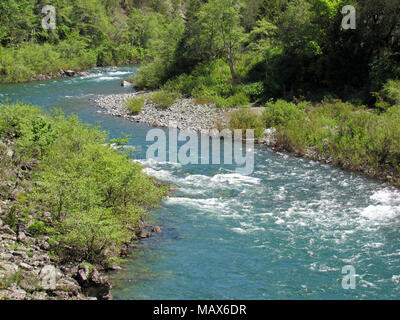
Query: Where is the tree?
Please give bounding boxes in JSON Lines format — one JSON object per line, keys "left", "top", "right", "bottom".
{"left": 199, "top": 0, "right": 245, "bottom": 84}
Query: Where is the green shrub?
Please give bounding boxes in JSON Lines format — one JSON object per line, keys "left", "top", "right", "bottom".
{"left": 229, "top": 109, "right": 265, "bottom": 138}
{"left": 239, "top": 82, "right": 264, "bottom": 100}
{"left": 207, "top": 92, "right": 250, "bottom": 109}
{"left": 0, "top": 104, "right": 169, "bottom": 264}
{"left": 228, "top": 92, "right": 250, "bottom": 108}
{"left": 164, "top": 74, "right": 198, "bottom": 97}
{"left": 263, "top": 100, "right": 306, "bottom": 128}
{"left": 28, "top": 220, "right": 47, "bottom": 235}
{"left": 125, "top": 97, "right": 145, "bottom": 114}
{"left": 149, "top": 91, "right": 181, "bottom": 109}
{"left": 211, "top": 95, "right": 230, "bottom": 108}
{"left": 380, "top": 80, "right": 400, "bottom": 106}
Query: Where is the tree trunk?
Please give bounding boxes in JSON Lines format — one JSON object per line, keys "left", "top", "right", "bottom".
{"left": 228, "top": 57, "right": 237, "bottom": 85}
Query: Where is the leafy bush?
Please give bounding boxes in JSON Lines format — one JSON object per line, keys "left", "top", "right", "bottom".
{"left": 0, "top": 104, "right": 169, "bottom": 264}
{"left": 28, "top": 220, "right": 47, "bottom": 235}
{"left": 125, "top": 97, "right": 145, "bottom": 114}
{"left": 229, "top": 109, "right": 265, "bottom": 138}
{"left": 207, "top": 92, "right": 250, "bottom": 109}
{"left": 211, "top": 95, "right": 230, "bottom": 109}
{"left": 239, "top": 82, "right": 264, "bottom": 100}
{"left": 228, "top": 92, "right": 251, "bottom": 108}
{"left": 263, "top": 100, "right": 306, "bottom": 128}
{"left": 149, "top": 91, "right": 181, "bottom": 109}
{"left": 380, "top": 80, "right": 400, "bottom": 106}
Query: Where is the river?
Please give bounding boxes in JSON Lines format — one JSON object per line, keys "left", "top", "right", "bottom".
{"left": 1, "top": 66, "right": 399, "bottom": 299}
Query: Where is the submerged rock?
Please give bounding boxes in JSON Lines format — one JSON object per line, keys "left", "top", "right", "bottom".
{"left": 152, "top": 226, "right": 162, "bottom": 233}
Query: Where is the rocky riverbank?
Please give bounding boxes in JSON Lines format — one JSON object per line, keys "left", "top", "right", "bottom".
{"left": 93, "top": 93, "right": 230, "bottom": 132}
{"left": 0, "top": 204, "right": 161, "bottom": 300}
{"left": 260, "top": 128, "right": 400, "bottom": 187}
{"left": 0, "top": 136, "right": 162, "bottom": 300}
{"left": 92, "top": 92, "right": 400, "bottom": 187}
{"left": 28, "top": 69, "right": 89, "bottom": 82}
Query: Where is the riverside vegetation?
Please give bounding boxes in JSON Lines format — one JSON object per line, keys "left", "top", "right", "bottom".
{"left": 1, "top": 0, "right": 398, "bottom": 199}
{"left": 125, "top": 0, "right": 400, "bottom": 187}
{"left": 0, "top": 104, "right": 169, "bottom": 299}
{"left": 1, "top": 0, "right": 400, "bottom": 299}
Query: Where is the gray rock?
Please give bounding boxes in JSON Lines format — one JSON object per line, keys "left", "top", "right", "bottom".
{"left": 64, "top": 70, "right": 76, "bottom": 77}
{"left": 40, "top": 241, "right": 50, "bottom": 251}
{"left": 92, "top": 94, "right": 229, "bottom": 132}
{"left": 0, "top": 253, "right": 13, "bottom": 261}
{"left": 17, "top": 231, "right": 27, "bottom": 243}
{"left": 139, "top": 229, "right": 150, "bottom": 239}
{"left": 3, "top": 286, "right": 27, "bottom": 300}
{"left": 52, "top": 290, "right": 70, "bottom": 299}
{"left": 75, "top": 266, "right": 112, "bottom": 300}
{"left": 13, "top": 287, "right": 27, "bottom": 299}
{"left": 39, "top": 265, "right": 57, "bottom": 290}
{"left": 0, "top": 225, "right": 16, "bottom": 236}
{"left": 86, "top": 269, "right": 112, "bottom": 300}
{"left": 56, "top": 278, "right": 80, "bottom": 296}
{"left": 12, "top": 251, "right": 28, "bottom": 259}
{"left": 19, "top": 278, "right": 36, "bottom": 292}
{"left": 19, "top": 262, "right": 33, "bottom": 271}
{"left": 77, "top": 265, "right": 90, "bottom": 282}
{"left": 0, "top": 261, "right": 18, "bottom": 274}
{"left": 121, "top": 80, "right": 133, "bottom": 87}
{"left": 31, "top": 291, "right": 48, "bottom": 300}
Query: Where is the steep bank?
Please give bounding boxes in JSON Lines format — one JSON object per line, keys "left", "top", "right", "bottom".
{"left": 0, "top": 104, "right": 169, "bottom": 300}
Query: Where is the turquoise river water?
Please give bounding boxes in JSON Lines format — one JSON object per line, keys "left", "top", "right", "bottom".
{"left": 1, "top": 67, "right": 400, "bottom": 299}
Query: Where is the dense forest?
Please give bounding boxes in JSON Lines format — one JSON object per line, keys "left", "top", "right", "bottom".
{"left": 0, "top": 0, "right": 398, "bottom": 103}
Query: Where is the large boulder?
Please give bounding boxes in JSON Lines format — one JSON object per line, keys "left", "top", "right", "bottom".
{"left": 75, "top": 265, "right": 112, "bottom": 300}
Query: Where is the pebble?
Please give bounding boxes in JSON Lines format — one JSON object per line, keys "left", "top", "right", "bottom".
{"left": 92, "top": 93, "right": 229, "bottom": 132}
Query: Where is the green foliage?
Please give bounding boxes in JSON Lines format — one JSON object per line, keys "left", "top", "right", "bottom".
{"left": 0, "top": 270, "right": 24, "bottom": 289}
{"left": 380, "top": 80, "right": 400, "bottom": 106}
{"left": 0, "top": 0, "right": 161, "bottom": 83}
{"left": 369, "top": 53, "right": 400, "bottom": 90}
{"left": 0, "top": 103, "right": 169, "bottom": 264}
{"left": 28, "top": 220, "right": 47, "bottom": 235}
{"left": 1, "top": 0, "right": 400, "bottom": 103}
{"left": 133, "top": 13, "right": 185, "bottom": 89}
{"left": 263, "top": 100, "right": 307, "bottom": 128}
{"left": 193, "top": 96, "right": 214, "bottom": 106}
{"left": 261, "top": 98, "right": 400, "bottom": 181}
{"left": 149, "top": 90, "right": 181, "bottom": 109}
{"left": 198, "top": 0, "right": 245, "bottom": 84}
{"left": 210, "top": 92, "right": 250, "bottom": 109}
{"left": 229, "top": 109, "right": 265, "bottom": 138}
{"left": 239, "top": 82, "right": 265, "bottom": 100}
{"left": 125, "top": 96, "right": 145, "bottom": 114}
